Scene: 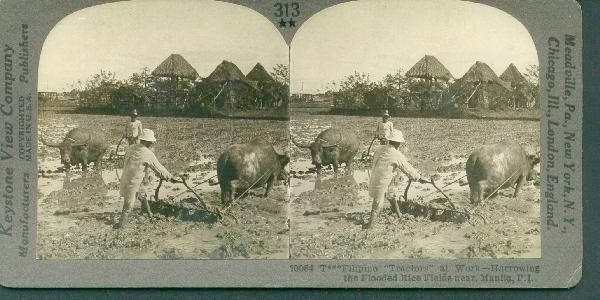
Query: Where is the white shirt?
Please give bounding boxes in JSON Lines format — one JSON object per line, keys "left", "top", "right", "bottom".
{"left": 120, "top": 144, "right": 172, "bottom": 196}
{"left": 126, "top": 120, "right": 143, "bottom": 138}
{"left": 377, "top": 120, "right": 394, "bottom": 139}
{"left": 368, "top": 145, "right": 421, "bottom": 198}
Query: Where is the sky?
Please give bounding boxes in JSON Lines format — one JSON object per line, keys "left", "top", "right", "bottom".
{"left": 38, "top": 0, "right": 288, "bottom": 92}
{"left": 290, "top": 0, "right": 539, "bottom": 94}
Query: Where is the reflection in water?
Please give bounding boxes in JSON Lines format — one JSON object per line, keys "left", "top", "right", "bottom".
{"left": 314, "top": 173, "right": 359, "bottom": 191}
{"left": 291, "top": 168, "right": 369, "bottom": 201}
{"left": 63, "top": 171, "right": 105, "bottom": 190}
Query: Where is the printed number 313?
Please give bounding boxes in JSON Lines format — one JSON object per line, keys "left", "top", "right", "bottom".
{"left": 275, "top": 2, "right": 300, "bottom": 17}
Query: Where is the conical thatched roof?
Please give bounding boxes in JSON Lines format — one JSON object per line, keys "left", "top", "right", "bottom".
{"left": 151, "top": 54, "right": 199, "bottom": 79}
{"left": 457, "top": 61, "right": 510, "bottom": 89}
{"left": 405, "top": 55, "right": 454, "bottom": 80}
{"left": 499, "top": 63, "right": 527, "bottom": 87}
{"left": 206, "top": 60, "right": 249, "bottom": 82}
{"left": 246, "top": 63, "right": 275, "bottom": 83}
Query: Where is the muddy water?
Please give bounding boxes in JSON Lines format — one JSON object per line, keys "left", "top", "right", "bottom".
{"left": 289, "top": 158, "right": 540, "bottom": 259}
{"left": 37, "top": 114, "right": 540, "bottom": 260}
{"left": 36, "top": 116, "right": 289, "bottom": 259}
{"left": 37, "top": 149, "right": 290, "bottom": 259}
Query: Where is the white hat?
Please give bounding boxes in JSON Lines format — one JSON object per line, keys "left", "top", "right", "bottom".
{"left": 139, "top": 129, "right": 156, "bottom": 142}
{"left": 387, "top": 130, "right": 405, "bottom": 143}
{"left": 382, "top": 110, "right": 390, "bottom": 117}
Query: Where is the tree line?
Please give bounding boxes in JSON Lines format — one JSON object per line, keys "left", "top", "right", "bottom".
{"left": 319, "top": 65, "right": 539, "bottom": 116}
{"left": 50, "top": 64, "right": 290, "bottom": 115}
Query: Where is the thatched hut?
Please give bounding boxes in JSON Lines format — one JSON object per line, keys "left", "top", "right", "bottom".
{"left": 405, "top": 55, "right": 454, "bottom": 111}
{"left": 205, "top": 60, "right": 258, "bottom": 112}
{"left": 152, "top": 53, "right": 199, "bottom": 80}
{"left": 150, "top": 54, "right": 199, "bottom": 112}
{"left": 450, "top": 61, "right": 512, "bottom": 109}
{"left": 406, "top": 55, "right": 454, "bottom": 82}
{"left": 246, "top": 63, "right": 288, "bottom": 109}
{"left": 247, "top": 63, "right": 275, "bottom": 83}
{"left": 500, "top": 64, "right": 533, "bottom": 108}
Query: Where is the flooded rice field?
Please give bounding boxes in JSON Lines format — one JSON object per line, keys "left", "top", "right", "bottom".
{"left": 37, "top": 113, "right": 290, "bottom": 259}
{"left": 37, "top": 112, "right": 540, "bottom": 259}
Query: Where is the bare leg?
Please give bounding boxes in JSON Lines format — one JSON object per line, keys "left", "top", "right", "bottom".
{"left": 118, "top": 192, "right": 136, "bottom": 229}
{"left": 364, "top": 192, "right": 385, "bottom": 229}
{"left": 387, "top": 194, "right": 401, "bottom": 218}
{"left": 139, "top": 192, "right": 153, "bottom": 218}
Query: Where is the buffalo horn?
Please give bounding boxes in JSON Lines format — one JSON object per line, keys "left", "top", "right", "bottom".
{"left": 319, "top": 133, "right": 342, "bottom": 148}
{"left": 40, "top": 135, "right": 61, "bottom": 147}
{"left": 291, "top": 135, "right": 311, "bottom": 148}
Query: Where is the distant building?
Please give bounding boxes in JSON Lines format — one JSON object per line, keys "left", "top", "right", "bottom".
{"left": 38, "top": 91, "right": 78, "bottom": 111}
{"left": 38, "top": 92, "right": 58, "bottom": 102}
{"left": 204, "top": 60, "right": 258, "bottom": 112}
{"left": 292, "top": 93, "right": 315, "bottom": 102}
{"left": 449, "top": 61, "right": 512, "bottom": 109}
{"left": 292, "top": 93, "right": 332, "bottom": 103}
{"left": 500, "top": 63, "right": 535, "bottom": 108}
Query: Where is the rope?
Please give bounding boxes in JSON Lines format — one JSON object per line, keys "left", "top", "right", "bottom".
{"left": 421, "top": 174, "right": 467, "bottom": 199}
{"left": 420, "top": 177, "right": 457, "bottom": 210}
{"left": 464, "top": 169, "right": 521, "bottom": 225}
{"left": 482, "top": 168, "right": 521, "bottom": 202}
{"left": 232, "top": 167, "right": 273, "bottom": 202}
{"left": 169, "top": 174, "right": 217, "bottom": 199}
{"left": 361, "top": 136, "right": 378, "bottom": 161}
{"left": 109, "top": 137, "right": 126, "bottom": 161}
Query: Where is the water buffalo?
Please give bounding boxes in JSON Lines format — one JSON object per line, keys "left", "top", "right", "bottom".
{"left": 466, "top": 141, "right": 540, "bottom": 204}
{"left": 217, "top": 142, "right": 290, "bottom": 205}
{"left": 292, "top": 128, "right": 360, "bottom": 174}
{"left": 40, "top": 127, "right": 109, "bottom": 171}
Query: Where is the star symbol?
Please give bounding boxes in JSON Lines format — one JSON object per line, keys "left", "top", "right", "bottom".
{"left": 278, "top": 18, "right": 287, "bottom": 28}
{"left": 288, "top": 18, "right": 296, "bottom": 27}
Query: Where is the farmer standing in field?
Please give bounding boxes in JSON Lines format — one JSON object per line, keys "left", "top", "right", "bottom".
{"left": 376, "top": 110, "right": 394, "bottom": 145}
{"left": 364, "top": 130, "right": 423, "bottom": 229}
{"left": 117, "top": 129, "right": 175, "bottom": 229}
{"left": 124, "top": 109, "right": 143, "bottom": 145}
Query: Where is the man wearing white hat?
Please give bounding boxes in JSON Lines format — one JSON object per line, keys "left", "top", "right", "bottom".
{"left": 124, "top": 109, "right": 143, "bottom": 145}
{"left": 376, "top": 110, "right": 394, "bottom": 145}
{"left": 365, "top": 129, "right": 422, "bottom": 229}
{"left": 117, "top": 129, "right": 174, "bottom": 229}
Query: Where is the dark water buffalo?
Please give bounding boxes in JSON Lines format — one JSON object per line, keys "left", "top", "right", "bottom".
{"left": 466, "top": 141, "right": 540, "bottom": 204}
{"left": 292, "top": 128, "right": 360, "bottom": 174}
{"left": 40, "top": 127, "right": 109, "bottom": 171}
{"left": 217, "top": 142, "right": 290, "bottom": 205}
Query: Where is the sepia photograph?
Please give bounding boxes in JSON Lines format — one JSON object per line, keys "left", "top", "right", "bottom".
{"left": 288, "top": 0, "right": 541, "bottom": 259}
{"left": 0, "top": 0, "right": 585, "bottom": 288}
{"left": 36, "top": 0, "right": 291, "bottom": 259}
{"left": 35, "top": 0, "right": 541, "bottom": 262}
